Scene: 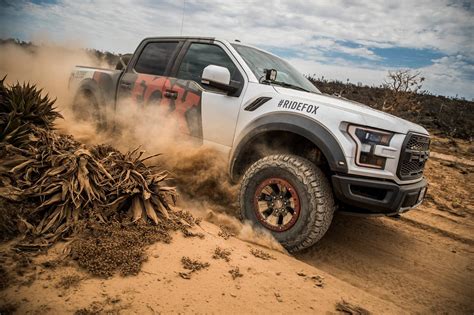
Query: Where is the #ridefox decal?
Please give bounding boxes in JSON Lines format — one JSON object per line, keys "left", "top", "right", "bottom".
{"left": 278, "top": 99, "right": 319, "bottom": 115}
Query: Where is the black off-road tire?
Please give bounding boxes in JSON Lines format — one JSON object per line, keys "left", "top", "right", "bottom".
{"left": 239, "top": 154, "right": 335, "bottom": 252}
{"left": 71, "top": 90, "right": 106, "bottom": 131}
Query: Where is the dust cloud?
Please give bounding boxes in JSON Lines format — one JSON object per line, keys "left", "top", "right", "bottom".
{"left": 0, "top": 42, "right": 106, "bottom": 104}
{"left": 106, "top": 104, "right": 284, "bottom": 251}
{"left": 0, "top": 41, "right": 283, "bottom": 251}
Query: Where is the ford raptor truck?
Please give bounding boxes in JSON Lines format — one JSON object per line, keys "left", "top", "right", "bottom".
{"left": 69, "top": 36, "right": 430, "bottom": 252}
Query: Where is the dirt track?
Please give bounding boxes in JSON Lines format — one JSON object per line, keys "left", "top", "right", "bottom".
{"left": 0, "top": 152, "right": 472, "bottom": 314}
{"left": 297, "top": 213, "right": 473, "bottom": 313}
{"left": 297, "top": 157, "right": 474, "bottom": 313}
{"left": 1, "top": 221, "right": 407, "bottom": 314}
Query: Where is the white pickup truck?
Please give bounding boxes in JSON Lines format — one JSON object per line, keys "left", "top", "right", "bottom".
{"left": 69, "top": 36, "right": 430, "bottom": 252}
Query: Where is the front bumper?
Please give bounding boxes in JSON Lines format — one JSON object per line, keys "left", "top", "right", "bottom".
{"left": 331, "top": 175, "right": 427, "bottom": 215}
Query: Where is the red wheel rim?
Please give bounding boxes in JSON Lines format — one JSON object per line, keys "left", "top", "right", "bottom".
{"left": 253, "top": 177, "right": 301, "bottom": 232}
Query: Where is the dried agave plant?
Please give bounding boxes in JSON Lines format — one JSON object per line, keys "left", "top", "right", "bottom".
{"left": 0, "top": 77, "right": 62, "bottom": 147}
{"left": 0, "top": 79, "right": 180, "bottom": 247}
{"left": 97, "top": 147, "right": 178, "bottom": 225}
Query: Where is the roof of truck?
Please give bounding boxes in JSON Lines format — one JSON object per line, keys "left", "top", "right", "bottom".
{"left": 140, "top": 36, "right": 250, "bottom": 45}
{"left": 142, "top": 36, "right": 216, "bottom": 41}
{"left": 139, "top": 36, "right": 277, "bottom": 61}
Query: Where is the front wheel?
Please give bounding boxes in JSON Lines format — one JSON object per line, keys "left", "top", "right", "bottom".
{"left": 239, "top": 154, "right": 335, "bottom": 252}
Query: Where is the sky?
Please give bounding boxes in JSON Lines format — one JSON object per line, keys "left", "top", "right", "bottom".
{"left": 0, "top": 0, "right": 473, "bottom": 99}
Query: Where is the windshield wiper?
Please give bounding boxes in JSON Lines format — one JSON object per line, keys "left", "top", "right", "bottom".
{"left": 261, "top": 79, "right": 310, "bottom": 93}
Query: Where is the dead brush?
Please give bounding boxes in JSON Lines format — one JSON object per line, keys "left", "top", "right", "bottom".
{"left": 217, "top": 226, "right": 235, "bottom": 240}
{"left": 181, "top": 256, "right": 210, "bottom": 272}
{"left": 56, "top": 274, "right": 82, "bottom": 290}
{"left": 70, "top": 221, "right": 173, "bottom": 277}
{"left": 0, "top": 76, "right": 61, "bottom": 147}
{"left": 335, "top": 300, "right": 371, "bottom": 315}
{"left": 0, "top": 78, "right": 186, "bottom": 251}
{"left": 179, "top": 256, "right": 210, "bottom": 280}
{"left": 1, "top": 133, "right": 178, "bottom": 247}
{"left": 212, "top": 247, "right": 231, "bottom": 262}
{"left": 250, "top": 248, "right": 275, "bottom": 260}
{"left": 228, "top": 266, "right": 243, "bottom": 280}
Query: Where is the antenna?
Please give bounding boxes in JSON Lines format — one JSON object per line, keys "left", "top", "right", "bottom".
{"left": 180, "top": 0, "right": 186, "bottom": 35}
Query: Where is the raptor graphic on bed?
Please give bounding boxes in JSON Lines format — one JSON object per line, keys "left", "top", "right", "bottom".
{"left": 125, "top": 75, "right": 203, "bottom": 138}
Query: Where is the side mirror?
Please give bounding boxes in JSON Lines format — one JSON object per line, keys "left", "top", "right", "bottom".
{"left": 201, "top": 65, "right": 240, "bottom": 95}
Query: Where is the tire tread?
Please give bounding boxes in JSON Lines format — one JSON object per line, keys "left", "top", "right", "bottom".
{"left": 239, "top": 154, "right": 335, "bottom": 252}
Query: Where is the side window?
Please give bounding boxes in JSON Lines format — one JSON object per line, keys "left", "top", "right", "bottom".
{"left": 134, "top": 42, "right": 179, "bottom": 76}
{"left": 177, "top": 43, "right": 241, "bottom": 84}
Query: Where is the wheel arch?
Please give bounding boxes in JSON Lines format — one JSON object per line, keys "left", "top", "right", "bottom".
{"left": 229, "top": 113, "right": 348, "bottom": 182}
{"left": 71, "top": 78, "right": 108, "bottom": 130}
{"left": 73, "top": 78, "right": 103, "bottom": 105}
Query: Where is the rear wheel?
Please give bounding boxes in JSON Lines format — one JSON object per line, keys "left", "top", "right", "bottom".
{"left": 71, "top": 90, "right": 105, "bottom": 131}
{"left": 239, "top": 154, "right": 335, "bottom": 252}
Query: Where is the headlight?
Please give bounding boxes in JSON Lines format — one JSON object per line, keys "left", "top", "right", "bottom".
{"left": 348, "top": 125, "right": 394, "bottom": 169}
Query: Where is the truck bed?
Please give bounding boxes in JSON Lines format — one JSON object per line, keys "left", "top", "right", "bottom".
{"left": 69, "top": 65, "right": 122, "bottom": 103}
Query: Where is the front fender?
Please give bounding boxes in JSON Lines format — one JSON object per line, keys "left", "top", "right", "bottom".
{"left": 229, "top": 113, "right": 348, "bottom": 180}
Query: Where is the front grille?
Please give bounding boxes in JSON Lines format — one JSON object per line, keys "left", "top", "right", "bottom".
{"left": 397, "top": 133, "right": 430, "bottom": 180}
{"left": 406, "top": 134, "right": 430, "bottom": 151}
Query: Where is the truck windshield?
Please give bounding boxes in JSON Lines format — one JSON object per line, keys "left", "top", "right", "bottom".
{"left": 232, "top": 44, "right": 320, "bottom": 93}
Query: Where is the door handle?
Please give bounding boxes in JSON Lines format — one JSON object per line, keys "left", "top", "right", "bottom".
{"left": 164, "top": 90, "right": 178, "bottom": 100}
{"left": 120, "top": 82, "right": 132, "bottom": 89}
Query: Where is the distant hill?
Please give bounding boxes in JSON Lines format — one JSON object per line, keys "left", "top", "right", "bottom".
{"left": 309, "top": 77, "right": 473, "bottom": 140}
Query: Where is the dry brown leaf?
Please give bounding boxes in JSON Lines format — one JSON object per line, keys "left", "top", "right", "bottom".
{"left": 143, "top": 199, "right": 159, "bottom": 224}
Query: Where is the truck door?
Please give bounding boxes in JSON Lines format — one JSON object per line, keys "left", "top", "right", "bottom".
{"left": 169, "top": 41, "right": 246, "bottom": 147}
{"left": 117, "top": 40, "right": 183, "bottom": 110}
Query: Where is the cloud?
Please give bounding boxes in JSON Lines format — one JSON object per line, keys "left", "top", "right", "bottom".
{"left": 421, "top": 55, "right": 474, "bottom": 99}
{"left": 303, "top": 38, "right": 382, "bottom": 61}
{"left": 0, "top": 0, "right": 472, "bottom": 98}
{"left": 288, "top": 57, "right": 389, "bottom": 87}
{"left": 288, "top": 54, "right": 474, "bottom": 100}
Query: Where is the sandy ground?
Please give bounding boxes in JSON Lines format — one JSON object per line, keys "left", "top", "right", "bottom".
{"left": 1, "top": 148, "right": 473, "bottom": 314}
{"left": 297, "top": 153, "right": 474, "bottom": 314}
{"left": 1, "top": 221, "right": 404, "bottom": 314}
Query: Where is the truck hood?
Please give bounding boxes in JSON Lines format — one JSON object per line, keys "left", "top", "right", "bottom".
{"left": 273, "top": 86, "right": 428, "bottom": 135}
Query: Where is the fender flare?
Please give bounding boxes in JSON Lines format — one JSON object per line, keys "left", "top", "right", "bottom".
{"left": 73, "top": 79, "right": 103, "bottom": 106}
{"left": 72, "top": 79, "right": 109, "bottom": 129}
{"left": 229, "top": 113, "right": 348, "bottom": 180}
